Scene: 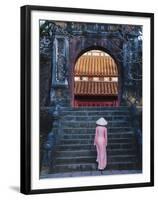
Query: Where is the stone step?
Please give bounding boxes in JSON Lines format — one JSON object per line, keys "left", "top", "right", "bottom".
{"left": 62, "top": 115, "right": 131, "bottom": 121}
{"left": 61, "top": 111, "right": 130, "bottom": 116}
{"left": 59, "top": 138, "right": 133, "bottom": 145}
{"left": 61, "top": 121, "right": 130, "bottom": 128}
{"left": 41, "top": 170, "right": 142, "bottom": 178}
{"left": 51, "top": 161, "right": 138, "bottom": 173}
{"left": 48, "top": 106, "right": 140, "bottom": 173}
{"left": 59, "top": 106, "right": 131, "bottom": 111}
{"left": 54, "top": 155, "right": 137, "bottom": 164}
{"left": 59, "top": 127, "right": 133, "bottom": 134}
{"left": 55, "top": 149, "right": 136, "bottom": 157}
{"left": 62, "top": 132, "right": 134, "bottom": 139}
{"left": 56, "top": 143, "right": 134, "bottom": 150}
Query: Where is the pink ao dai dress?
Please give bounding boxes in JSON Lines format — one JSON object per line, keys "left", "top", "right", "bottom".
{"left": 94, "top": 126, "right": 108, "bottom": 170}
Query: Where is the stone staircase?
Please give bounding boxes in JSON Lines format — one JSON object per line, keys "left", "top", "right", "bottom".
{"left": 49, "top": 106, "right": 141, "bottom": 174}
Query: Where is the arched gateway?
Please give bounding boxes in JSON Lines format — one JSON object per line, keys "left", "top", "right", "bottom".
{"left": 73, "top": 50, "right": 119, "bottom": 107}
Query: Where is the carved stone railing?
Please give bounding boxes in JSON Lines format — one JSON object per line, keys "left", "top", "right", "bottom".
{"left": 127, "top": 99, "right": 142, "bottom": 169}
{"left": 40, "top": 106, "right": 61, "bottom": 175}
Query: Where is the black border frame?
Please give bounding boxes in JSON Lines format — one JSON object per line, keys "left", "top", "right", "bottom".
{"left": 20, "top": 5, "right": 154, "bottom": 194}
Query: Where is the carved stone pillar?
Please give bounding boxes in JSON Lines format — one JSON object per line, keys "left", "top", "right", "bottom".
{"left": 50, "top": 36, "right": 70, "bottom": 107}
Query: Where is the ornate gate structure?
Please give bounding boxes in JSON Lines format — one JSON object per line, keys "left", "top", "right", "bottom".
{"left": 40, "top": 21, "right": 142, "bottom": 108}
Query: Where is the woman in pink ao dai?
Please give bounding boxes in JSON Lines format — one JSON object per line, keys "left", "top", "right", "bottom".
{"left": 94, "top": 117, "right": 108, "bottom": 170}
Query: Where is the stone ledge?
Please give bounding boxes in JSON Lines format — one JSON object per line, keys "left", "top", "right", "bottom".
{"left": 40, "top": 170, "right": 142, "bottom": 179}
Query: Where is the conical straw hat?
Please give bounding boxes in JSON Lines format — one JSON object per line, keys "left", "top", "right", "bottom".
{"left": 96, "top": 117, "right": 108, "bottom": 126}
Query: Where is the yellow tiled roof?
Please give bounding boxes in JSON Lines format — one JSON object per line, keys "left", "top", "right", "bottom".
{"left": 74, "top": 55, "right": 118, "bottom": 77}
{"left": 74, "top": 81, "right": 118, "bottom": 96}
